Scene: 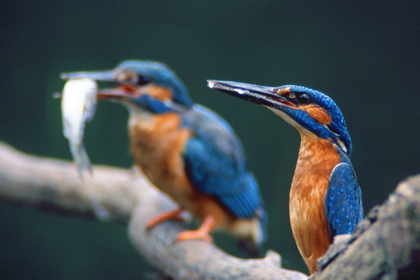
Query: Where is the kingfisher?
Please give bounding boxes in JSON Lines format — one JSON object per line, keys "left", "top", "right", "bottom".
{"left": 208, "top": 80, "right": 363, "bottom": 273}
{"left": 60, "top": 61, "right": 266, "bottom": 256}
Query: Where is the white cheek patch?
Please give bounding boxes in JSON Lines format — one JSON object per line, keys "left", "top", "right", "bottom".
{"left": 336, "top": 139, "right": 348, "bottom": 154}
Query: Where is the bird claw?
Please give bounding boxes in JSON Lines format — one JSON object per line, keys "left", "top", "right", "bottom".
{"left": 176, "top": 230, "right": 213, "bottom": 243}
{"left": 147, "top": 208, "right": 185, "bottom": 229}
{"left": 175, "top": 216, "right": 215, "bottom": 243}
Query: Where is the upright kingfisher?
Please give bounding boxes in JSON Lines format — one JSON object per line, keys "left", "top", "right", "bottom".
{"left": 208, "top": 80, "right": 363, "bottom": 273}
{"left": 60, "top": 61, "right": 266, "bottom": 256}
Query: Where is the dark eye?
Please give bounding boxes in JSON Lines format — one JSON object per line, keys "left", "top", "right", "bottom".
{"left": 295, "top": 93, "right": 310, "bottom": 104}
{"left": 136, "top": 75, "right": 151, "bottom": 86}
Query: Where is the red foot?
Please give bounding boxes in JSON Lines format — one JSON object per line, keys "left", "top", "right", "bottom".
{"left": 176, "top": 216, "right": 214, "bottom": 243}
{"left": 147, "top": 208, "right": 184, "bottom": 229}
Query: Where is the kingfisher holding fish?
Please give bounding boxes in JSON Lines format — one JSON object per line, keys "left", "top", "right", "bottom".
{"left": 208, "top": 80, "right": 363, "bottom": 273}
{"left": 60, "top": 61, "right": 266, "bottom": 256}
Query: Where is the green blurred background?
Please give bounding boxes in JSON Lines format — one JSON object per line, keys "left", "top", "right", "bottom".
{"left": 1, "top": 1, "right": 418, "bottom": 278}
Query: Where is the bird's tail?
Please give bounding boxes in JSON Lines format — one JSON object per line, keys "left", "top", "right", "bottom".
{"left": 237, "top": 236, "right": 261, "bottom": 258}
{"left": 232, "top": 214, "right": 266, "bottom": 258}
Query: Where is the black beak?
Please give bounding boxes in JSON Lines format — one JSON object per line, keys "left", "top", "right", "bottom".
{"left": 207, "top": 80, "right": 289, "bottom": 110}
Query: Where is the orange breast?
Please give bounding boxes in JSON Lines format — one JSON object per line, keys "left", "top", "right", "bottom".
{"left": 129, "top": 113, "right": 235, "bottom": 230}
{"left": 289, "top": 132, "right": 341, "bottom": 273}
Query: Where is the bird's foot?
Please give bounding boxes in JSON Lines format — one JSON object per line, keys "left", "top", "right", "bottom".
{"left": 147, "top": 208, "right": 185, "bottom": 229}
{"left": 176, "top": 216, "right": 214, "bottom": 243}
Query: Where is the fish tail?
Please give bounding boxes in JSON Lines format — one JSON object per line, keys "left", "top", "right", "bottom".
{"left": 70, "top": 143, "right": 93, "bottom": 180}
{"left": 80, "top": 143, "right": 93, "bottom": 174}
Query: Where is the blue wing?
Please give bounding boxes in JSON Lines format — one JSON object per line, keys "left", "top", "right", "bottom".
{"left": 181, "top": 105, "right": 265, "bottom": 220}
{"left": 325, "top": 162, "right": 363, "bottom": 238}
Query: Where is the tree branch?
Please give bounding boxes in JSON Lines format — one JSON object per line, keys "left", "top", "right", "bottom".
{"left": 1, "top": 141, "right": 418, "bottom": 279}
{"left": 313, "top": 175, "right": 420, "bottom": 280}
{"left": 0, "top": 141, "right": 307, "bottom": 280}
{"left": 0, "top": 141, "right": 139, "bottom": 222}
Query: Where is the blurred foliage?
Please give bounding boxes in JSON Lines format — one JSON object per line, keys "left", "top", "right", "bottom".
{"left": 0, "top": 1, "right": 418, "bottom": 278}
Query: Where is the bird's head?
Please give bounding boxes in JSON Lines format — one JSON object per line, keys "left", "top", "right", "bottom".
{"left": 61, "top": 60, "right": 193, "bottom": 113}
{"left": 208, "top": 80, "right": 352, "bottom": 154}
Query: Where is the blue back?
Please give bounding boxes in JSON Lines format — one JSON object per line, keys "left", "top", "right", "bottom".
{"left": 181, "top": 105, "right": 266, "bottom": 224}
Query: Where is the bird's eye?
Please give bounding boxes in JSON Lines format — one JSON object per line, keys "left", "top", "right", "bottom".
{"left": 295, "top": 93, "right": 310, "bottom": 104}
{"left": 136, "top": 75, "right": 151, "bottom": 86}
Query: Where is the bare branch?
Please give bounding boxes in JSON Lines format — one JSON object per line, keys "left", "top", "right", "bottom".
{"left": 128, "top": 175, "right": 307, "bottom": 280}
{"left": 2, "top": 141, "right": 418, "bottom": 279}
{"left": 0, "top": 141, "right": 140, "bottom": 222}
{"left": 0, "top": 141, "right": 307, "bottom": 280}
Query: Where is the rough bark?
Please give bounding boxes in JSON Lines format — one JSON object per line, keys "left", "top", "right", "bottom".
{"left": 312, "top": 175, "right": 420, "bottom": 280}
{"left": 0, "top": 141, "right": 419, "bottom": 279}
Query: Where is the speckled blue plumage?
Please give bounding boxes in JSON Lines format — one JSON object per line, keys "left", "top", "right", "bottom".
{"left": 181, "top": 105, "right": 265, "bottom": 221}
{"left": 122, "top": 61, "right": 266, "bottom": 239}
{"left": 277, "top": 85, "right": 362, "bottom": 238}
{"left": 61, "top": 61, "right": 267, "bottom": 256}
{"left": 278, "top": 85, "right": 353, "bottom": 154}
{"left": 208, "top": 79, "right": 364, "bottom": 271}
{"left": 282, "top": 85, "right": 362, "bottom": 238}
{"left": 136, "top": 94, "right": 267, "bottom": 223}
{"left": 325, "top": 150, "right": 363, "bottom": 239}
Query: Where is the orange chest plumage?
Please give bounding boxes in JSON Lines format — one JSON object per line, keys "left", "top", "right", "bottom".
{"left": 129, "top": 113, "right": 194, "bottom": 203}
{"left": 289, "top": 133, "right": 341, "bottom": 273}
{"left": 128, "top": 113, "right": 237, "bottom": 230}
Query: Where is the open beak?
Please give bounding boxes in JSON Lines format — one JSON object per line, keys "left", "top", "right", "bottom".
{"left": 207, "top": 80, "right": 291, "bottom": 110}
{"left": 60, "top": 70, "right": 138, "bottom": 100}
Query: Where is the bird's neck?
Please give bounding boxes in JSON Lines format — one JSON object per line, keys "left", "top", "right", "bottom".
{"left": 290, "top": 131, "right": 341, "bottom": 209}
{"left": 293, "top": 132, "right": 341, "bottom": 185}
{"left": 124, "top": 102, "right": 154, "bottom": 128}
{"left": 289, "top": 131, "right": 341, "bottom": 272}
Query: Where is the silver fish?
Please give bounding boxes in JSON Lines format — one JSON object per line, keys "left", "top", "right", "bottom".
{"left": 61, "top": 78, "right": 97, "bottom": 179}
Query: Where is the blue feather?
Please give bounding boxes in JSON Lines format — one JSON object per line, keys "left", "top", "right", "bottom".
{"left": 282, "top": 85, "right": 353, "bottom": 154}
{"left": 325, "top": 162, "right": 363, "bottom": 238}
{"left": 181, "top": 105, "right": 266, "bottom": 221}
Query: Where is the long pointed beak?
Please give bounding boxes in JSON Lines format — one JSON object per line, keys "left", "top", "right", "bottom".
{"left": 207, "top": 80, "right": 289, "bottom": 110}
{"left": 60, "top": 70, "right": 117, "bottom": 82}
{"left": 60, "top": 70, "right": 137, "bottom": 99}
